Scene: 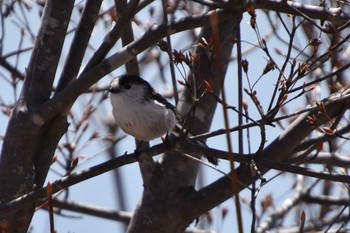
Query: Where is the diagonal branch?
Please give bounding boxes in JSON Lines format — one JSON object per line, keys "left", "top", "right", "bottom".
{"left": 189, "top": 87, "right": 350, "bottom": 219}
{"left": 254, "top": 0, "right": 349, "bottom": 26}
{"left": 40, "top": 10, "right": 234, "bottom": 121}
{"left": 55, "top": 0, "right": 103, "bottom": 94}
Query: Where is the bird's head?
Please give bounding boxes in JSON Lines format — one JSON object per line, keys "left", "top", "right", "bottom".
{"left": 109, "top": 75, "right": 153, "bottom": 103}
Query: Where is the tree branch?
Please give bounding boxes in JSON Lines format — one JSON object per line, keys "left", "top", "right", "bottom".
{"left": 0, "top": 1, "right": 75, "bottom": 231}
{"left": 254, "top": 0, "right": 349, "bottom": 26}
{"left": 55, "top": 0, "right": 103, "bottom": 93}
{"left": 0, "top": 142, "right": 168, "bottom": 217}
{"left": 188, "top": 87, "right": 350, "bottom": 221}
{"left": 40, "top": 10, "right": 234, "bottom": 121}
{"left": 52, "top": 199, "right": 132, "bottom": 223}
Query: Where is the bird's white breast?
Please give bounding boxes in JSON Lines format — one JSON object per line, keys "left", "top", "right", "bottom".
{"left": 110, "top": 92, "right": 176, "bottom": 141}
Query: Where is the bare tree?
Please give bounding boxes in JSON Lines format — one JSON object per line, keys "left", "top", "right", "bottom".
{"left": 0, "top": 0, "right": 350, "bottom": 232}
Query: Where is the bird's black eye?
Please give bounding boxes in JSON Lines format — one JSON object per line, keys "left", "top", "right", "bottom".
{"left": 124, "top": 84, "right": 131, "bottom": 89}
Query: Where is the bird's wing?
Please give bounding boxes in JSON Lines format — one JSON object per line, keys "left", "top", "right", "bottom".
{"left": 150, "top": 89, "right": 176, "bottom": 111}
{"left": 150, "top": 89, "right": 218, "bottom": 165}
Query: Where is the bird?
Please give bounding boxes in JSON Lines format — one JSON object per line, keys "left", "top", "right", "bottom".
{"left": 109, "top": 74, "right": 176, "bottom": 141}
{"left": 109, "top": 74, "right": 218, "bottom": 165}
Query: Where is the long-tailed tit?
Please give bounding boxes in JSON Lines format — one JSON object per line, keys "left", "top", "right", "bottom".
{"left": 109, "top": 75, "right": 176, "bottom": 141}
{"left": 109, "top": 74, "right": 218, "bottom": 165}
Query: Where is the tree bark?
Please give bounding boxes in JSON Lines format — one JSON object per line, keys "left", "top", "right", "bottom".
{"left": 0, "top": 1, "right": 74, "bottom": 232}
{"left": 126, "top": 10, "right": 241, "bottom": 233}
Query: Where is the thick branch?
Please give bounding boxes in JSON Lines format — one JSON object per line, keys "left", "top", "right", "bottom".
{"left": 40, "top": 10, "right": 234, "bottom": 121}
{"left": 1, "top": 85, "right": 349, "bottom": 219}
{"left": 21, "top": 0, "right": 74, "bottom": 106}
{"left": 0, "top": 1, "right": 75, "bottom": 231}
{"left": 190, "top": 87, "right": 350, "bottom": 220}
{"left": 254, "top": 0, "right": 349, "bottom": 26}
{"left": 55, "top": 0, "right": 103, "bottom": 93}
{"left": 52, "top": 199, "right": 132, "bottom": 223}
{"left": 0, "top": 142, "right": 168, "bottom": 217}
{"left": 126, "top": 8, "right": 240, "bottom": 233}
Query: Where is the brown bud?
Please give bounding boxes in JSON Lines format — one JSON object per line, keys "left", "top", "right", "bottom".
{"left": 242, "top": 99, "right": 248, "bottom": 110}
{"left": 241, "top": 59, "right": 249, "bottom": 73}
{"left": 202, "top": 80, "right": 213, "bottom": 93}
{"left": 323, "top": 127, "right": 334, "bottom": 135}
{"left": 310, "top": 38, "right": 322, "bottom": 46}
{"left": 263, "top": 60, "right": 275, "bottom": 75}
{"left": 157, "top": 40, "right": 169, "bottom": 52}
{"left": 71, "top": 156, "right": 79, "bottom": 169}
{"left": 222, "top": 208, "right": 228, "bottom": 219}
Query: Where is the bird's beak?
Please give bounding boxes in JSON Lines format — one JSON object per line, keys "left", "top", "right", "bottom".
{"left": 109, "top": 79, "right": 121, "bottom": 93}
{"left": 109, "top": 86, "right": 119, "bottom": 93}
{"left": 108, "top": 86, "right": 115, "bottom": 93}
